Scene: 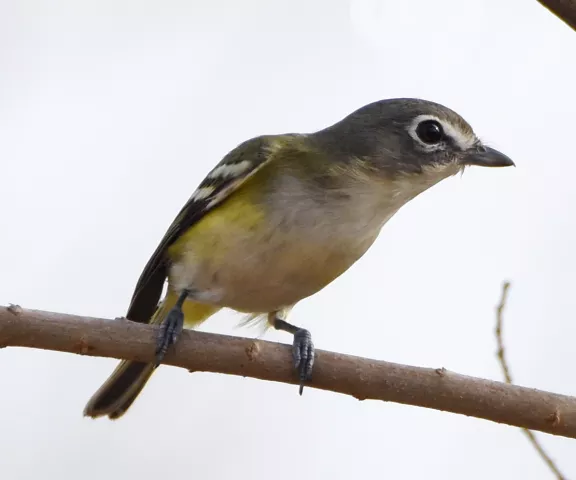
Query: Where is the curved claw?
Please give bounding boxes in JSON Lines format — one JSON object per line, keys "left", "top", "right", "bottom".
{"left": 293, "top": 328, "right": 314, "bottom": 394}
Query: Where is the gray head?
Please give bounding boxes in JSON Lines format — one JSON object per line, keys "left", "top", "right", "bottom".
{"left": 314, "top": 98, "right": 514, "bottom": 176}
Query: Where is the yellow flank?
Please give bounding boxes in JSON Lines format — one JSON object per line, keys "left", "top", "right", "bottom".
{"left": 168, "top": 178, "right": 266, "bottom": 264}
{"left": 155, "top": 289, "right": 221, "bottom": 328}
{"left": 181, "top": 298, "right": 220, "bottom": 327}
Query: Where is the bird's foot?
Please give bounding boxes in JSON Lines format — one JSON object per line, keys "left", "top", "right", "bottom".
{"left": 293, "top": 328, "right": 314, "bottom": 394}
{"left": 271, "top": 316, "right": 315, "bottom": 394}
{"left": 155, "top": 306, "right": 184, "bottom": 366}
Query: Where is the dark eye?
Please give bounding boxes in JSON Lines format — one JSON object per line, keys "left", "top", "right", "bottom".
{"left": 416, "top": 120, "right": 444, "bottom": 144}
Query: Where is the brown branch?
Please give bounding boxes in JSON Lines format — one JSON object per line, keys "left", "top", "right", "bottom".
{"left": 1, "top": 305, "right": 576, "bottom": 438}
{"left": 537, "top": 0, "right": 576, "bottom": 30}
{"left": 495, "top": 282, "right": 567, "bottom": 479}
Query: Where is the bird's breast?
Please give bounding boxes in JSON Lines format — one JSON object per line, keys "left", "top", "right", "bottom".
{"left": 168, "top": 176, "right": 395, "bottom": 312}
{"left": 166, "top": 128, "right": 464, "bottom": 313}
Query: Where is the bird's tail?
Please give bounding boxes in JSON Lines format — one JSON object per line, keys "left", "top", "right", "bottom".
{"left": 84, "top": 293, "right": 219, "bottom": 419}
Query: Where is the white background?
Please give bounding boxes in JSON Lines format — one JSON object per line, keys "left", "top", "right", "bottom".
{"left": 1, "top": 0, "right": 575, "bottom": 478}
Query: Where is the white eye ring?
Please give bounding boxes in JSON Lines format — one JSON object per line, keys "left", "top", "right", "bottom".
{"left": 408, "top": 114, "right": 478, "bottom": 152}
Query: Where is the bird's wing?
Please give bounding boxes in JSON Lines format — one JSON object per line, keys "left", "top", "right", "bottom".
{"left": 126, "top": 135, "right": 276, "bottom": 323}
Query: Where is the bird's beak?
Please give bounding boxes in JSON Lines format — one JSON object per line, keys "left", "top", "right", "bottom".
{"left": 463, "top": 146, "right": 515, "bottom": 168}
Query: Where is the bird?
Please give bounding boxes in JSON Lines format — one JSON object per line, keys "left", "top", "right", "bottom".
{"left": 84, "top": 98, "right": 514, "bottom": 419}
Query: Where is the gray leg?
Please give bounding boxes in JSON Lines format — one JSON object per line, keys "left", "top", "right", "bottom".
{"left": 155, "top": 289, "right": 189, "bottom": 366}
{"left": 272, "top": 314, "right": 315, "bottom": 394}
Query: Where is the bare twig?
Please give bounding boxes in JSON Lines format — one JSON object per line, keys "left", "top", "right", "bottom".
{"left": 537, "top": 0, "right": 576, "bottom": 31}
{"left": 495, "top": 282, "right": 567, "bottom": 480}
{"left": 1, "top": 305, "right": 576, "bottom": 437}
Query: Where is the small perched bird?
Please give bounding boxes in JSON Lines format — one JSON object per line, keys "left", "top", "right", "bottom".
{"left": 84, "top": 98, "right": 514, "bottom": 419}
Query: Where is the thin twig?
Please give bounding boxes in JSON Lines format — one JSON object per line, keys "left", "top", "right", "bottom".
{"left": 495, "top": 282, "right": 567, "bottom": 480}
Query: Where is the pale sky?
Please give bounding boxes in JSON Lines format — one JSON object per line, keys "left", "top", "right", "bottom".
{"left": 1, "top": 0, "right": 575, "bottom": 478}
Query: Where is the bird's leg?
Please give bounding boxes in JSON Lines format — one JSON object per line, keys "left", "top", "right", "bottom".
{"left": 155, "top": 289, "right": 190, "bottom": 366}
{"left": 271, "top": 312, "right": 315, "bottom": 394}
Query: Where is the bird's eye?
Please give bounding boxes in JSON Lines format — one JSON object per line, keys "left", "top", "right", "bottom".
{"left": 415, "top": 120, "right": 444, "bottom": 144}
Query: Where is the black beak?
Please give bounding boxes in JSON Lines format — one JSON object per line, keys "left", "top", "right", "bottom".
{"left": 463, "top": 146, "right": 515, "bottom": 168}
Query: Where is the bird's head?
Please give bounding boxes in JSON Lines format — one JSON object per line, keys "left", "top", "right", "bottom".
{"left": 318, "top": 98, "right": 514, "bottom": 181}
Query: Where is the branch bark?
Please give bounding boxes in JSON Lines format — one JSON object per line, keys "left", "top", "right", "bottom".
{"left": 1, "top": 305, "right": 576, "bottom": 438}
{"left": 537, "top": 0, "right": 576, "bottom": 30}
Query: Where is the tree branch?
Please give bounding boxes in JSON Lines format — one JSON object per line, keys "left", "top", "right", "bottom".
{"left": 495, "top": 282, "right": 567, "bottom": 479}
{"left": 537, "top": 0, "right": 576, "bottom": 30}
{"left": 1, "top": 305, "right": 576, "bottom": 438}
